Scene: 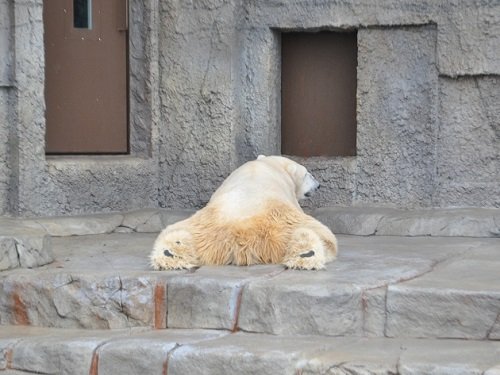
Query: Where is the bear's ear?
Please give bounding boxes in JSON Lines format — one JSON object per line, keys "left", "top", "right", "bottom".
{"left": 257, "top": 154, "right": 266, "bottom": 160}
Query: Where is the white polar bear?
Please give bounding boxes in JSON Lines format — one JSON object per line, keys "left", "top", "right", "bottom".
{"left": 150, "top": 155, "right": 338, "bottom": 270}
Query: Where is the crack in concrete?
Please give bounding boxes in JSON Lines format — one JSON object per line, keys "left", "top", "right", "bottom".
{"left": 371, "top": 214, "right": 386, "bottom": 236}
{"left": 163, "top": 343, "right": 182, "bottom": 375}
{"left": 486, "top": 309, "right": 500, "bottom": 339}
{"left": 13, "top": 239, "right": 21, "bottom": 269}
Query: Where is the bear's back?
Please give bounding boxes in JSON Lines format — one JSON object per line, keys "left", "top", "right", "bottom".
{"left": 208, "top": 160, "right": 300, "bottom": 221}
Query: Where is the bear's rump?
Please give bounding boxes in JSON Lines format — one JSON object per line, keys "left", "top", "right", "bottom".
{"left": 191, "top": 201, "right": 302, "bottom": 266}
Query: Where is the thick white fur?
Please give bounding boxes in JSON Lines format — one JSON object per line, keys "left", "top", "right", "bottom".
{"left": 150, "top": 155, "right": 337, "bottom": 270}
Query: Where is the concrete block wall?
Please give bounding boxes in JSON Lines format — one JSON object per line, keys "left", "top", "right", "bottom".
{"left": 0, "top": 0, "right": 498, "bottom": 216}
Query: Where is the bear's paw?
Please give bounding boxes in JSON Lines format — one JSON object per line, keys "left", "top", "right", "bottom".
{"left": 150, "top": 229, "right": 199, "bottom": 270}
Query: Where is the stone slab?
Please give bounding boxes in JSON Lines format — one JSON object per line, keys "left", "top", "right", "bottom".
{"left": 313, "top": 207, "right": 500, "bottom": 237}
{"left": 399, "top": 339, "right": 500, "bottom": 375}
{"left": 168, "top": 333, "right": 500, "bottom": 375}
{"left": 0, "top": 219, "right": 53, "bottom": 270}
{"left": 1, "top": 232, "right": 499, "bottom": 340}
{"left": 1, "top": 327, "right": 499, "bottom": 375}
{"left": 387, "top": 252, "right": 500, "bottom": 340}
{"left": 22, "top": 214, "right": 124, "bottom": 237}
{"left": 117, "top": 209, "right": 194, "bottom": 233}
{"left": 166, "top": 265, "right": 284, "bottom": 330}
{"left": 97, "top": 329, "right": 227, "bottom": 375}
{"left": 237, "top": 235, "right": 472, "bottom": 336}
{"left": 0, "top": 326, "right": 135, "bottom": 375}
{"left": 313, "top": 207, "right": 387, "bottom": 236}
{"left": 167, "top": 332, "right": 328, "bottom": 375}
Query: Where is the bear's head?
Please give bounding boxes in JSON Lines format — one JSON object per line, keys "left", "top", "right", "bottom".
{"left": 257, "top": 155, "right": 320, "bottom": 200}
{"left": 150, "top": 228, "right": 199, "bottom": 270}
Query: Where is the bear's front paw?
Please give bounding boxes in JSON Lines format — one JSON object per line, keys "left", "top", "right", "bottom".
{"left": 150, "top": 229, "right": 199, "bottom": 270}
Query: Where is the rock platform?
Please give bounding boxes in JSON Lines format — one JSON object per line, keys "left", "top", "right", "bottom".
{"left": 0, "top": 207, "right": 499, "bottom": 374}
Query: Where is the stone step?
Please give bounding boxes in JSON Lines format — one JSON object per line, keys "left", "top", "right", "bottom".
{"left": 0, "top": 219, "right": 53, "bottom": 271}
{"left": 0, "top": 326, "right": 499, "bottom": 375}
{"left": 1, "top": 233, "right": 499, "bottom": 340}
{"left": 7, "top": 206, "right": 500, "bottom": 238}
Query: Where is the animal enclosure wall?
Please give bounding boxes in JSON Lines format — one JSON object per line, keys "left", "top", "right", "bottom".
{"left": 0, "top": 0, "right": 498, "bottom": 216}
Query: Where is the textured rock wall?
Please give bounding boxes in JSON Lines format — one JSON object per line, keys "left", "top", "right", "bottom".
{"left": 0, "top": 0, "right": 13, "bottom": 215}
{"left": 5, "top": 0, "right": 161, "bottom": 217}
{"left": 355, "top": 26, "right": 438, "bottom": 208}
{"left": 0, "top": 0, "right": 498, "bottom": 216}
{"left": 157, "top": 0, "right": 241, "bottom": 208}
{"left": 156, "top": 0, "right": 498, "bottom": 210}
{"left": 0, "top": 90, "right": 11, "bottom": 216}
{"left": 435, "top": 76, "right": 500, "bottom": 207}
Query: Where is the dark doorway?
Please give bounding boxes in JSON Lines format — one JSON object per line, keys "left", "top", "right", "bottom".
{"left": 281, "top": 31, "right": 358, "bottom": 157}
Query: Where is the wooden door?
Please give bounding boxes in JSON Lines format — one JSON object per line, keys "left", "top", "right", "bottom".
{"left": 44, "top": 0, "right": 128, "bottom": 154}
{"left": 281, "top": 32, "right": 357, "bottom": 157}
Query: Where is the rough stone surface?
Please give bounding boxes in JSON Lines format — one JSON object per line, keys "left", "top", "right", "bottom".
{"left": 437, "top": 3, "right": 500, "bottom": 76}
{"left": 435, "top": 76, "right": 500, "bottom": 208}
{"left": 1, "top": 0, "right": 499, "bottom": 216}
{"left": 398, "top": 339, "right": 500, "bottom": 375}
{"left": 362, "top": 287, "right": 387, "bottom": 337}
{"left": 23, "top": 214, "right": 124, "bottom": 237}
{"left": 1, "top": 231, "right": 500, "bottom": 340}
{"left": 486, "top": 366, "right": 500, "bottom": 375}
{"left": 97, "top": 329, "right": 227, "bottom": 375}
{"left": 0, "top": 237, "right": 18, "bottom": 271}
{"left": 0, "top": 89, "right": 12, "bottom": 217}
{"left": 167, "top": 266, "right": 283, "bottom": 330}
{"left": 0, "top": 326, "right": 135, "bottom": 375}
{"left": 386, "top": 255, "right": 500, "bottom": 340}
{"left": 314, "top": 207, "right": 500, "bottom": 237}
{"left": 0, "top": 234, "right": 174, "bottom": 329}
{"left": 314, "top": 207, "right": 386, "bottom": 236}
{"left": 354, "top": 25, "right": 438, "bottom": 208}
{"left": 157, "top": 0, "right": 239, "bottom": 210}
{"left": 2, "top": 0, "right": 160, "bottom": 217}
{"left": 0, "top": 0, "right": 12, "bottom": 86}
{"left": 374, "top": 208, "right": 500, "bottom": 237}
{"left": 0, "top": 219, "right": 53, "bottom": 270}
{"left": 1, "top": 325, "right": 500, "bottom": 374}
{"left": 119, "top": 209, "right": 160, "bottom": 233}
{"left": 298, "top": 337, "right": 403, "bottom": 374}
{"left": 237, "top": 235, "right": 465, "bottom": 336}
{"left": 167, "top": 332, "right": 317, "bottom": 375}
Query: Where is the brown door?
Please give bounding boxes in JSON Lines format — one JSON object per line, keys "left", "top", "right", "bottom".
{"left": 281, "top": 32, "right": 357, "bottom": 157}
{"left": 44, "top": 0, "right": 128, "bottom": 154}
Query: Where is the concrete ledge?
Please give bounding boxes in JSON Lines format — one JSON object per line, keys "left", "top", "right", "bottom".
{"left": 1, "top": 326, "right": 499, "bottom": 375}
{"left": 18, "top": 209, "right": 195, "bottom": 236}
{"left": 314, "top": 207, "right": 500, "bottom": 237}
{"left": 1, "top": 233, "right": 499, "bottom": 340}
{"left": 6, "top": 206, "right": 500, "bottom": 238}
{"left": 0, "top": 219, "right": 53, "bottom": 271}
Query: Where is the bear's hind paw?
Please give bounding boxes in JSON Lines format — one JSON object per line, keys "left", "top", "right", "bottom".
{"left": 282, "top": 250, "right": 326, "bottom": 270}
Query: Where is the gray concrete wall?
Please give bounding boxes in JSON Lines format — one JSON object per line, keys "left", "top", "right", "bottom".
{"left": 158, "top": 0, "right": 499, "bottom": 210}
{"left": 0, "top": 0, "right": 14, "bottom": 216}
{"left": 3, "top": 0, "right": 161, "bottom": 217}
{"left": 0, "top": 0, "right": 498, "bottom": 216}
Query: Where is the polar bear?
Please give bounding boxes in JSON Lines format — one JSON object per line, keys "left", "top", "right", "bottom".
{"left": 150, "top": 155, "right": 337, "bottom": 270}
